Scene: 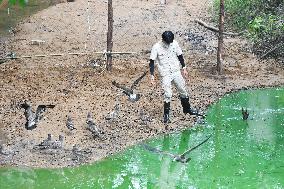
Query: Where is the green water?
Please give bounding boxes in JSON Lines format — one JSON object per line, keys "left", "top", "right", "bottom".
{"left": 1, "top": 88, "right": 284, "bottom": 189}
{"left": 0, "top": 0, "right": 57, "bottom": 36}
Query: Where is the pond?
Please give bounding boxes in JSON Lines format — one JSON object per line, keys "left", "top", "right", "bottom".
{"left": 0, "top": 88, "right": 284, "bottom": 188}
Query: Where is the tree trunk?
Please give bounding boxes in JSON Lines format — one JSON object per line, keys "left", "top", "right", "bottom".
{"left": 106, "top": 0, "right": 113, "bottom": 71}
{"left": 216, "top": 0, "right": 224, "bottom": 74}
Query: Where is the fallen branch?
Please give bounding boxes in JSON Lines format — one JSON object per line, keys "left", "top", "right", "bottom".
{"left": 260, "top": 43, "right": 283, "bottom": 59}
{"left": 195, "top": 19, "right": 241, "bottom": 36}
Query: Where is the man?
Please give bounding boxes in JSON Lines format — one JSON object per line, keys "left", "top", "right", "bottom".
{"left": 149, "top": 31, "right": 198, "bottom": 124}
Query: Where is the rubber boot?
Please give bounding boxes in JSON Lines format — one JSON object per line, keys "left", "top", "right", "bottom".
{"left": 180, "top": 97, "right": 199, "bottom": 115}
{"left": 163, "top": 102, "right": 170, "bottom": 124}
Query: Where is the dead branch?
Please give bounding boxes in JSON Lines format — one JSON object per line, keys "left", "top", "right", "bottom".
{"left": 260, "top": 43, "right": 283, "bottom": 59}
{"left": 195, "top": 19, "right": 240, "bottom": 36}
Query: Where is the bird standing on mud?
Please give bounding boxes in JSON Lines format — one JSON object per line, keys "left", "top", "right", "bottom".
{"left": 112, "top": 71, "right": 147, "bottom": 102}
{"left": 51, "top": 135, "right": 64, "bottom": 149}
{"left": 105, "top": 94, "right": 120, "bottom": 120}
{"left": 66, "top": 116, "right": 76, "bottom": 131}
{"left": 20, "top": 102, "right": 55, "bottom": 130}
{"left": 36, "top": 134, "right": 64, "bottom": 149}
{"left": 86, "top": 112, "right": 100, "bottom": 138}
{"left": 39, "top": 133, "right": 52, "bottom": 148}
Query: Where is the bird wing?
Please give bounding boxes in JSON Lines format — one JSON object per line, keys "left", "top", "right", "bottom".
{"left": 21, "top": 103, "right": 33, "bottom": 117}
{"left": 20, "top": 102, "right": 37, "bottom": 129}
{"left": 112, "top": 81, "right": 133, "bottom": 95}
{"left": 20, "top": 102, "right": 30, "bottom": 110}
{"left": 35, "top": 105, "right": 49, "bottom": 122}
{"left": 130, "top": 71, "right": 147, "bottom": 90}
{"left": 141, "top": 144, "right": 163, "bottom": 154}
{"left": 35, "top": 105, "right": 55, "bottom": 117}
{"left": 180, "top": 135, "right": 212, "bottom": 158}
{"left": 141, "top": 144, "right": 178, "bottom": 159}
{"left": 45, "top": 105, "right": 55, "bottom": 108}
{"left": 163, "top": 151, "right": 179, "bottom": 159}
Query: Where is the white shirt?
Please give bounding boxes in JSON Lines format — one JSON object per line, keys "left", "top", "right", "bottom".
{"left": 150, "top": 40, "right": 183, "bottom": 77}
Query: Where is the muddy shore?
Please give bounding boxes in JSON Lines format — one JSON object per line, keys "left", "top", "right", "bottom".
{"left": 1, "top": 0, "right": 284, "bottom": 168}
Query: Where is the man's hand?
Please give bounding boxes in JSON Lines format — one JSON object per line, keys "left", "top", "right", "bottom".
{"left": 150, "top": 75, "right": 155, "bottom": 85}
{"left": 182, "top": 68, "right": 188, "bottom": 79}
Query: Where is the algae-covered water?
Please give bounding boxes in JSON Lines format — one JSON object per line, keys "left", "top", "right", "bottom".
{"left": 0, "top": 88, "right": 284, "bottom": 189}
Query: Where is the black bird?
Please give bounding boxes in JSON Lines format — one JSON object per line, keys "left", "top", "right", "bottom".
{"left": 112, "top": 71, "right": 147, "bottom": 102}
{"left": 66, "top": 116, "right": 76, "bottom": 131}
{"left": 142, "top": 135, "right": 212, "bottom": 163}
{"left": 241, "top": 108, "right": 249, "bottom": 120}
{"left": 21, "top": 102, "right": 55, "bottom": 130}
{"left": 86, "top": 112, "right": 100, "bottom": 138}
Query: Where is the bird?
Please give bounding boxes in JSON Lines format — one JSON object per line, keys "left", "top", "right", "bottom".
{"left": 0, "top": 144, "right": 6, "bottom": 155}
{"left": 6, "top": 52, "right": 16, "bottom": 59}
{"left": 241, "top": 108, "right": 249, "bottom": 120}
{"left": 112, "top": 71, "right": 147, "bottom": 102}
{"left": 66, "top": 116, "right": 76, "bottom": 131}
{"left": 105, "top": 95, "right": 120, "bottom": 120}
{"left": 40, "top": 134, "right": 52, "bottom": 146}
{"left": 142, "top": 144, "right": 191, "bottom": 163}
{"left": 20, "top": 102, "right": 55, "bottom": 130}
{"left": 0, "top": 144, "right": 13, "bottom": 156}
{"left": 35, "top": 134, "right": 52, "bottom": 150}
{"left": 142, "top": 135, "right": 211, "bottom": 163}
{"left": 138, "top": 109, "right": 152, "bottom": 124}
{"left": 50, "top": 135, "right": 64, "bottom": 149}
{"left": 72, "top": 144, "right": 80, "bottom": 154}
{"left": 36, "top": 134, "right": 64, "bottom": 150}
{"left": 86, "top": 112, "right": 100, "bottom": 138}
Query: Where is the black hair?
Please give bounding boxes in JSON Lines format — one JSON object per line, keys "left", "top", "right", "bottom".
{"left": 162, "top": 31, "right": 174, "bottom": 44}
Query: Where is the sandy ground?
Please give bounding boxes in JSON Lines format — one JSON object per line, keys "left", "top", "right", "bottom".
{"left": 0, "top": 0, "right": 284, "bottom": 168}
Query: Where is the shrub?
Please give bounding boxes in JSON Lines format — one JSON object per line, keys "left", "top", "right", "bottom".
{"left": 213, "top": 0, "right": 283, "bottom": 60}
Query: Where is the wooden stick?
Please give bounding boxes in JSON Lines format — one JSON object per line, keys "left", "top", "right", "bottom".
{"left": 110, "top": 52, "right": 137, "bottom": 54}
{"left": 68, "top": 52, "right": 89, "bottom": 55}
{"left": 0, "top": 51, "right": 137, "bottom": 61}
{"left": 106, "top": 0, "right": 114, "bottom": 71}
{"left": 195, "top": 19, "right": 240, "bottom": 36}
{"left": 21, "top": 56, "right": 32, "bottom": 58}
{"left": 50, "top": 53, "right": 64, "bottom": 56}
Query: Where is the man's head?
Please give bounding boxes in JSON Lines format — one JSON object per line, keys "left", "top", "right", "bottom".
{"left": 162, "top": 31, "right": 174, "bottom": 44}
